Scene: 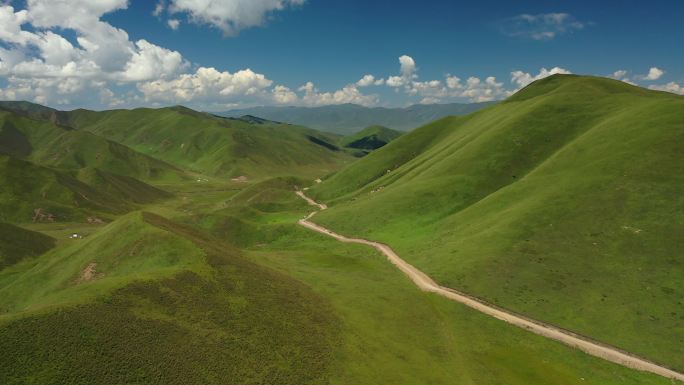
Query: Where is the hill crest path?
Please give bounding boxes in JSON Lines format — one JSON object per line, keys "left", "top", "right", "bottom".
{"left": 295, "top": 190, "right": 684, "bottom": 382}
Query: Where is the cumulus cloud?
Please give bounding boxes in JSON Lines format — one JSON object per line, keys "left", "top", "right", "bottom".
{"left": 459, "top": 76, "right": 509, "bottom": 102}
{"left": 640, "top": 67, "right": 664, "bottom": 81}
{"left": 0, "top": 3, "right": 674, "bottom": 111}
{"left": 649, "top": 82, "right": 684, "bottom": 95}
{"left": 611, "top": 67, "right": 666, "bottom": 85}
{"left": 378, "top": 55, "right": 510, "bottom": 103}
{"left": 297, "top": 82, "right": 377, "bottom": 107}
{"left": 511, "top": 67, "right": 572, "bottom": 88}
{"left": 356, "top": 74, "right": 383, "bottom": 87}
{"left": 163, "top": 0, "right": 305, "bottom": 36}
{"left": 611, "top": 70, "right": 628, "bottom": 79}
{"left": 502, "top": 13, "right": 587, "bottom": 40}
{"left": 271, "top": 85, "right": 298, "bottom": 104}
{"left": 0, "top": 2, "right": 187, "bottom": 106}
{"left": 386, "top": 55, "right": 418, "bottom": 88}
{"left": 138, "top": 67, "right": 273, "bottom": 104}
{"left": 609, "top": 69, "right": 636, "bottom": 85}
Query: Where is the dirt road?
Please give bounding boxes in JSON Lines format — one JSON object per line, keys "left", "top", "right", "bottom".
{"left": 295, "top": 190, "right": 684, "bottom": 382}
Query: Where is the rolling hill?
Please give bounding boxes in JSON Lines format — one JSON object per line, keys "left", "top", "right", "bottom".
{"left": 310, "top": 74, "right": 684, "bottom": 370}
{"left": 218, "top": 102, "right": 494, "bottom": 134}
{"left": 0, "top": 108, "right": 179, "bottom": 223}
{"left": 66, "top": 106, "right": 352, "bottom": 179}
{"left": 340, "top": 125, "right": 403, "bottom": 156}
{"left": 0, "top": 223, "right": 55, "bottom": 269}
{"left": 0, "top": 211, "right": 337, "bottom": 385}
{"left": 0, "top": 155, "right": 135, "bottom": 223}
{"left": 0, "top": 85, "right": 681, "bottom": 384}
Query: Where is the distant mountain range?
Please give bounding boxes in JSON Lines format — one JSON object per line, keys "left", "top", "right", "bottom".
{"left": 216, "top": 102, "right": 494, "bottom": 134}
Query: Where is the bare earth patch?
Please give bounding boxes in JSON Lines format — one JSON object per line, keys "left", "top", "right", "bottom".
{"left": 78, "top": 262, "right": 102, "bottom": 283}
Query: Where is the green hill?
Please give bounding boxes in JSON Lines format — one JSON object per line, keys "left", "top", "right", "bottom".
{"left": 0, "top": 109, "right": 185, "bottom": 182}
{"left": 67, "top": 106, "right": 352, "bottom": 179}
{"left": 0, "top": 90, "right": 679, "bottom": 384}
{"left": 0, "top": 155, "right": 134, "bottom": 223}
{"left": 310, "top": 75, "right": 684, "bottom": 370}
{"left": 340, "top": 125, "right": 403, "bottom": 155}
{"left": 0, "top": 223, "right": 55, "bottom": 270}
{"left": 0, "top": 211, "right": 337, "bottom": 385}
{"left": 0, "top": 101, "right": 73, "bottom": 128}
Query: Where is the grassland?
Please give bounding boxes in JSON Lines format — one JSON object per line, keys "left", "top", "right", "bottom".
{"left": 67, "top": 106, "right": 352, "bottom": 179}
{"left": 0, "top": 222, "right": 55, "bottom": 269}
{"left": 0, "top": 86, "right": 681, "bottom": 384}
{"left": 310, "top": 75, "right": 684, "bottom": 370}
{"left": 0, "top": 209, "right": 338, "bottom": 385}
{"left": 340, "top": 125, "right": 403, "bottom": 155}
{"left": 170, "top": 177, "right": 672, "bottom": 384}
{"left": 0, "top": 109, "right": 185, "bottom": 182}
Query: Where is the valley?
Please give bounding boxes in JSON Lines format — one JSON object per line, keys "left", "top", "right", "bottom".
{"left": 0, "top": 75, "right": 681, "bottom": 384}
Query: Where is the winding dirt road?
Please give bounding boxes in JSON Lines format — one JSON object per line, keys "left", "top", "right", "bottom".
{"left": 295, "top": 191, "right": 684, "bottom": 382}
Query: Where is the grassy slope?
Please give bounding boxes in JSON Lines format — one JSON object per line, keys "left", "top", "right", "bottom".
{"left": 0, "top": 223, "right": 55, "bottom": 269}
{"left": 1, "top": 92, "right": 680, "bottom": 384}
{"left": 253, "top": 233, "right": 671, "bottom": 385}
{"left": 68, "top": 106, "right": 352, "bottom": 179}
{"left": 0, "top": 170, "right": 677, "bottom": 384}
{"left": 0, "top": 110, "right": 179, "bottom": 222}
{"left": 310, "top": 75, "right": 684, "bottom": 369}
{"left": 0, "top": 110, "right": 184, "bottom": 182}
{"left": 0, "top": 155, "right": 133, "bottom": 223}
{"left": 340, "top": 125, "right": 404, "bottom": 150}
{"left": 180, "top": 179, "right": 670, "bottom": 384}
{"left": 0, "top": 211, "right": 338, "bottom": 385}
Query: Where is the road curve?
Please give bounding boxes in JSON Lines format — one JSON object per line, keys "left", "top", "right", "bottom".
{"left": 295, "top": 190, "right": 684, "bottom": 382}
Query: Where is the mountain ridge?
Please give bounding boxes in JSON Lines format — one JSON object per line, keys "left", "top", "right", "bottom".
{"left": 217, "top": 101, "right": 495, "bottom": 134}
{"left": 310, "top": 74, "right": 684, "bottom": 370}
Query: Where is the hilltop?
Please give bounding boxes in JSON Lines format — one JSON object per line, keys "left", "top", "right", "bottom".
{"left": 310, "top": 74, "right": 684, "bottom": 370}
{"left": 341, "top": 125, "right": 403, "bottom": 149}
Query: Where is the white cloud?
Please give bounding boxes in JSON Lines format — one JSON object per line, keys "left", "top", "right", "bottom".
{"left": 0, "top": 3, "right": 186, "bottom": 81}
{"left": 138, "top": 67, "right": 273, "bottom": 104}
{"left": 640, "top": 67, "right": 664, "bottom": 81}
{"left": 297, "top": 82, "right": 377, "bottom": 107}
{"left": 457, "top": 76, "right": 509, "bottom": 102}
{"left": 119, "top": 40, "right": 185, "bottom": 82}
{"left": 153, "top": 1, "right": 166, "bottom": 17}
{"left": 611, "top": 70, "right": 628, "bottom": 79}
{"left": 609, "top": 69, "right": 636, "bottom": 85}
{"left": 377, "top": 55, "right": 511, "bottom": 103}
{"left": 0, "top": 6, "right": 33, "bottom": 45}
{"left": 649, "top": 82, "right": 684, "bottom": 95}
{"left": 165, "top": 0, "right": 305, "bottom": 36}
{"left": 611, "top": 68, "right": 667, "bottom": 85}
{"left": 386, "top": 55, "right": 418, "bottom": 88}
{"left": 511, "top": 67, "right": 572, "bottom": 88}
{"left": 502, "top": 13, "right": 587, "bottom": 41}
{"left": 356, "top": 74, "right": 376, "bottom": 87}
{"left": 399, "top": 55, "right": 416, "bottom": 78}
{"left": 386, "top": 75, "right": 404, "bottom": 88}
{"left": 271, "top": 85, "right": 298, "bottom": 104}
{"left": 168, "top": 19, "right": 180, "bottom": 30}
{"left": 0, "top": 2, "right": 189, "bottom": 107}
{"left": 0, "top": 4, "right": 675, "bottom": 111}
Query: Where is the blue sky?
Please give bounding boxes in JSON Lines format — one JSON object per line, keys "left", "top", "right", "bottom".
{"left": 0, "top": 0, "right": 682, "bottom": 110}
